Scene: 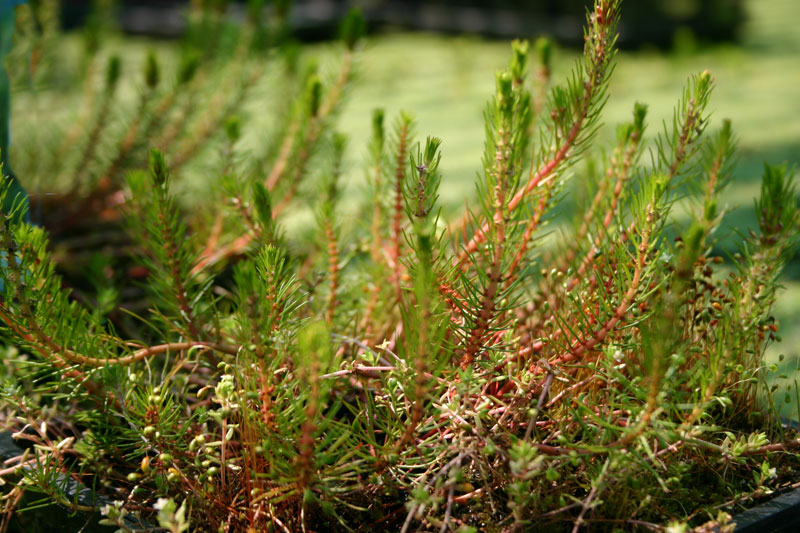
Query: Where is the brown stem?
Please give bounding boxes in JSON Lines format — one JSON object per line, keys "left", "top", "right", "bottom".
{"left": 53, "top": 59, "right": 97, "bottom": 167}
{"left": 297, "top": 367, "right": 320, "bottom": 491}
{"left": 459, "top": 259, "right": 502, "bottom": 370}
{"left": 169, "top": 66, "right": 262, "bottom": 173}
{"left": 156, "top": 210, "right": 199, "bottom": 339}
{"left": 325, "top": 219, "right": 340, "bottom": 323}
{"left": 193, "top": 54, "right": 354, "bottom": 273}
{"left": 391, "top": 121, "right": 410, "bottom": 302}
{"left": 357, "top": 284, "right": 383, "bottom": 345}
{"left": 369, "top": 160, "right": 386, "bottom": 264}
{"left": 69, "top": 86, "right": 116, "bottom": 187}
{"left": 258, "top": 359, "right": 275, "bottom": 430}
{"left": 271, "top": 119, "right": 319, "bottom": 214}
{"left": 264, "top": 117, "right": 300, "bottom": 191}
{"left": 455, "top": 31, "right": 609, "bottom": 264}
{"left": 232, "top": 195, "right": 260, "bottom": 236}
{"left": 559, "top": 209, "right": 653, "bottom": 364}
{"left": 199, "top": 212, "right": 225, "bottom": 261}
{"left": 505, "top": 181, "right": 553, "bottom": 286}
{"left": 153, "top": 83, "right": 202, "bottom": 154}
{"left": 0, "top": 305, "right": 236, "bottom": 367}
{"left": 459, "top": 127, "right": 511, "bottom": 369}
{"left": 564, "top": 132, "right": 640, "bottom": 292}
{"left": 96, "top": 87, "right": 155, "bottom": 187}
{"left": 394, "top": 271, "right": 432, "bottom": 454}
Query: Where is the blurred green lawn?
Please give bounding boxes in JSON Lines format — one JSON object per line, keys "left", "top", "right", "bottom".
{"left": 331, "top": 0, "right": 800, "bottom": 412}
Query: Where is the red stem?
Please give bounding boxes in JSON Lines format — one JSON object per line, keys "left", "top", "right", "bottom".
{"left": 391, "top": 122, "right": 410, "bottom": 302}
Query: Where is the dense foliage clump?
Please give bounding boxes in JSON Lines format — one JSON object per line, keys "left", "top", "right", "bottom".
{"left": 1, "top": 0, "right": 799, "bottom": 531}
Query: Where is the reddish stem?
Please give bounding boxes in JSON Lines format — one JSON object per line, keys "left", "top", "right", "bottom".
{"left": 391, "top": 122, "right": 410, "bottom": 302}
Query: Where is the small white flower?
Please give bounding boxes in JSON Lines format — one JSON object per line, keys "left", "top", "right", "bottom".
{"left": 153, "top": 498, "right": 170, "bottom": 511}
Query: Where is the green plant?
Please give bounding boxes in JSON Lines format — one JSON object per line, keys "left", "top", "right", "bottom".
{"left": 1, "top": 0, "right": 799, "bottom": 531}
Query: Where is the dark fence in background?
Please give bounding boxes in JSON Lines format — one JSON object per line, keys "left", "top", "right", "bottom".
{"left": 57, "top": 0, "right": 745, "bottom": 47}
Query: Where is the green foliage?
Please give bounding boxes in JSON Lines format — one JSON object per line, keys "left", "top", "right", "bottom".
{"left": 1, "top": 0, "right": 799, "bottom": 531}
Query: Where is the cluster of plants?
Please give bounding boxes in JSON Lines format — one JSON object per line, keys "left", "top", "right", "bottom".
{"left": 1, "top": 0, "right": 800, "bottom": 531}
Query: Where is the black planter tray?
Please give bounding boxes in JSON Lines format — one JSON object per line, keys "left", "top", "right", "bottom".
{"left": 0, "top": 432, "right": 151, "bottom": 533}
{"left": 733, "top": 486, "right": 800, "bottom": 532}
{"left": 732, "top": 419, "right": 800, "bottom": 531}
